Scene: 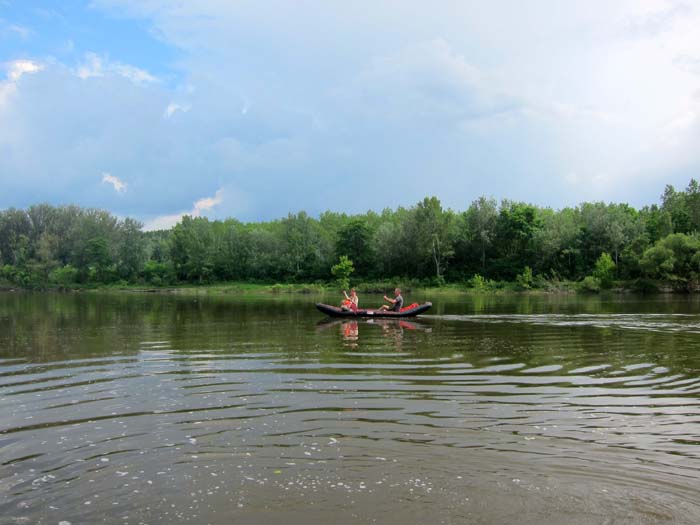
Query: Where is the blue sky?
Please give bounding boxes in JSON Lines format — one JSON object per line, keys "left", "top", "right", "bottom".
{"left": 2, "top": 1, "right": 700, "bottom": 228}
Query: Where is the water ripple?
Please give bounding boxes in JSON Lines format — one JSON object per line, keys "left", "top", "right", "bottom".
{"left": 1, "top": 296, "right": 700, "bottom": 524}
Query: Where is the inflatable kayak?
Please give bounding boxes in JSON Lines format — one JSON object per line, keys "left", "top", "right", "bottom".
{"left": 315, "top": 302, "right": 432, "bottom": 318}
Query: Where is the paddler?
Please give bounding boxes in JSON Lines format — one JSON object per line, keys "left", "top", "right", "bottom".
{"left": 378, "top": 287, "right": 403, "bottom": 312}
{"left": 341, "top": 288, "right": 359, "bottom": 311}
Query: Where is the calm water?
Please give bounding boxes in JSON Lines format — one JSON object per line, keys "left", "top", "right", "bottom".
{"left": 1, "top": 291, "right": 699, "bottom": 524}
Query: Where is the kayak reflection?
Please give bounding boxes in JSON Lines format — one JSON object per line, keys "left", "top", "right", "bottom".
{"left": 316, "top": 318, "right": 432, "bottom": 345}
{"left": 342, "top": 320, "right": 359, "bottom": 341}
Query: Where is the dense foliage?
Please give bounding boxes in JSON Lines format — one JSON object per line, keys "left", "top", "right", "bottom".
{"left": 4, "top": 182, "right": 700, "bottom": 290}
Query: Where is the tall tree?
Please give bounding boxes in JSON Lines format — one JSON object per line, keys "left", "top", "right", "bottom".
{"left": 336, "top": 219, "right": 376, "bottom": 277}
{"left": 170, "top": 216, "right": 214, "bottom": 282}
{"left": 463, "top": 196, "right": 498, "bottom": 273}
{"left": 117, "top": 218, "right": 146, "bottom": 280}
{"left": 661, "top": 184, "right": 691, "bottom": 233}
{"left": 493, "top": 200, "right": 542, "bottom": 278}
{"left": 406, "top": 197, "right": 455, "bottom": 281}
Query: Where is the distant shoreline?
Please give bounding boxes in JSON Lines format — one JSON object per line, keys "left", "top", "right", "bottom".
{"left": 0, "top": 280, "right": 691, "bottom": 296}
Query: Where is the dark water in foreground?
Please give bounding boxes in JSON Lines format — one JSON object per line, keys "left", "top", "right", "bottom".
{"left": 1, "top": 292, "right": 699, "bottom": 524}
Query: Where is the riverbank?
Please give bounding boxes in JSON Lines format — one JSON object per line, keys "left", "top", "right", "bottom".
{"left": 0, "top": 278, "right": 675, "bottom": 296}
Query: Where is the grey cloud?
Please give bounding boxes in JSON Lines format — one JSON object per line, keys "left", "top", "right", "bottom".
{"left": 347, "top": 39, "right": 522, "bottom": 125}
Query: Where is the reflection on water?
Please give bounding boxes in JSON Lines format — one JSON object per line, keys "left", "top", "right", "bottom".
{"left": 317, "top": 318, "right": 432, "bottom": 347}
{"left": 1, "top": 292, "right": 700, "bottom": 524}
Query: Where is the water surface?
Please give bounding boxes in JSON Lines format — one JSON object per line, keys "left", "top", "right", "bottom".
{"left": 1, "top": 292, "right": 699, "bottom": 524}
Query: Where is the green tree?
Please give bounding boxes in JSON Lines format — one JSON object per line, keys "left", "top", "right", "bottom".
{"left": 515, "top": 266, "right": 534, "bottom": 290}
{"left": 247, "top": 226, "right": 284, "bottom": 280}
{"left": 32, "top": 231, "right": 61, "bottom": 280}
{"left": 533, "top": 207, "right": 581, "bottom": 278}
{"left": 463, "top": 196, "right": 498, "bottom": 273}
{"left": 170, "top": 216, "right": 214, "bottom": 282}
{"left": 641, "top": 205, "right": 673, "bottom": 243}
{"left": 685, "top": 179, "right": 700, "bottom": 232}
{"left": 661, "top": 184, "right": 691, "bottom": 233}
{"left": 593, "top": 252, "right": 616, "bottom": 289}
{"left": 211, "top": 219, "right": 250, "bottom": 280}
{"left": 578, "top": 202, "right": 638, "bottom": 271}
{"left": 493, "top": 201, "right": 542, "bottom": 279}
{"left": 331, "top": 255, "right": 355, "bottom": 289}
{"left": 640, "top": 233, "right": 700, "bottom": 288}
{"left": 49, "top": 265, "right": 79, "bottom": 286}
{"left": 405, "top": 197, "right": 455, "bottom": 282}
{"left": 336, "top": 219, "right": 375, "bottom": 277}
{"left": 83, "top": 237, "right": 114, "bottom": 282}
{"left": 142, "top": 260, "right": 173, "bottom": 285}
{"left": 640, "top": 245, "right": 675, "bottom": 279}
{"left": 372, "top": 219, "right": 403, "bottom": 277}
{"left": 117, "top": 218, "right": 146, "bottom": 281}
{"left": 0, "top": 209, "right": 32, "bottom": 265}
{"left": 282, "top": 212, "right": 325, "bottom": 279}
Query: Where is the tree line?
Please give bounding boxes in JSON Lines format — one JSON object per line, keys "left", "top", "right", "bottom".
{"left": 3, "top": 180, "right": 700, "bottom": 290}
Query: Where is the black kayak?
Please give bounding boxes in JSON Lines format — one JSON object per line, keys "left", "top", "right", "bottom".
{"left": 315, "top": 302, "right": 432, "bottom": 318}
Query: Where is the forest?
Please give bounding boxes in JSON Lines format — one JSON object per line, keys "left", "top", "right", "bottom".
{"left": 3, "top": 180, "right": 700, "bottom": 292}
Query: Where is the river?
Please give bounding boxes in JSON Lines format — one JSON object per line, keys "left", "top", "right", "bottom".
{"left": 1, "top": 291, "right": 699, "bottom": 524}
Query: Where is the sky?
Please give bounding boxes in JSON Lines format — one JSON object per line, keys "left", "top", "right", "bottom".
{"left": 1, "top": 0, "right": 700, "bottom": 229}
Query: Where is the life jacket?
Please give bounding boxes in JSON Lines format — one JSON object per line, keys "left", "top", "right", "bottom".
{"left": 342, "top": 300, "right": 358, "bottom": 311}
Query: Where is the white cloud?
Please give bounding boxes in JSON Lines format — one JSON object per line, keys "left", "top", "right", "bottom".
{"left": 76, "top": 52, "right": 157, "bottom": 84}
{"left": 164, "top": 102, "right": 190, "bottom": 118}
{"left": 113, "top": 63, "right": 157, "bottom": 84}
{"left": 0, "top": 60, "right": 43, "bottom": 108}
{"left": 6, "top": 60, "right": 43, "bottom": 82}
{"left": 192, "top": 190, "right": 223, "bottom": 214}
{"left": 101, "top": 172, "right": 127, "bottom": 193}
{"left": 143, "top": 212, "right": 189, "bottom": 231}
{"left": 626, "top": 1, "right": 691, "bottom": 37}
{"left": 144, "top": 189, "right": 224, "bottom": 230}
{"left": 75, "top": 53, "right": 104, "bottom": 79}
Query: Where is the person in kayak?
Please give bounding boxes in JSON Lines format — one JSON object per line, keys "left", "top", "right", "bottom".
{"left": 378, "top": 288, "right": 403, "bottom": 312}
{"left": 341, "top": 288, "right": 359, "bottom": 311}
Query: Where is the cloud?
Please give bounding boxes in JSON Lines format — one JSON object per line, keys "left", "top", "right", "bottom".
{"left": 143, "top": 189, "right": 224, "bottom": 231}
{"left": 348, "top": 39, "right": 519, "bottom": 124}
{"left": 76, "top": 52, "right": 157, "bottom": 84}
{"left": 101, "top": 173, "right": 127, "bottom": 193}
{"left": 0, "top": 61, "right": 176, "bottom": 211}
{"left": 626, "top": 1, "right": 692, "bottom": 38}
{"left": 0, "top": 59, "right": 43, "bottom": 108}
{"left": 164, "top": 102, "right": 190, "bottom": 118}
{"left": 5, "top": 60, "right": 43, "bottom": 81}
{"left": 192, "top": 190, "right": 223, "bottom": 214}
{"left": 5, "top": 1, "right": 700, "bottom": 220}
{"left": 0, "top": 21, "right": 31, "bottom": 39}
{"left": 673, "top": 55, "right": 700, "bottom": 75}
{"left": 625, "top": 3, "right": 700, "bottom": 78}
